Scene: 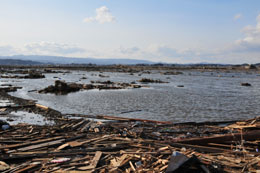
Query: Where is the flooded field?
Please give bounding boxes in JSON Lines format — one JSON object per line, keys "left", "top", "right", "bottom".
{"left": 0, "top": 110, "right": 54, "bottom": 125}
{"left": 2, "top": 69, "right": 260, "bottom": 123}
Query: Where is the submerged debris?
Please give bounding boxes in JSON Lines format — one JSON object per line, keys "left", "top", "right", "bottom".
{"left": 138, "top": 78, "right": 168, "bottom": 83}
{"left": 1, "top": 82, "right": 260, "bottom": 172}
{"left": 99, "top": 74, "right": 110, "bottom": 78}
{"left": 0, "top": 86, "right": 22, "bottom": 92}
{"left": 39, "top": 80, "right": 82, "bottom": 94}
{"left": 39, "top": 80, "right": 143, "bottom": 94}
{"left": 160, "top": 71, "right": 183, "bottom": 75}
{"left": 0, "top": 65, "right": 260, "bottom": 172}
{"left": 241, "top": 83, "right": 252, "bottom": 87}
{"left": 1, "top": 71, "right": 45, "bottom": 79}
{"left": 177, "top": 85, "right": 184, "bottom": 87}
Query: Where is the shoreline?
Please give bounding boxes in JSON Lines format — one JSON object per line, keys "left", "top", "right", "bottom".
{"left": 0, "top": 88, "right": 260, "bottom": 172}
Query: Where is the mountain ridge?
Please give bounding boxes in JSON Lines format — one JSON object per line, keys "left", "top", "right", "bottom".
{"left": 0, "top": 55, "right": 154, "bottom": 65}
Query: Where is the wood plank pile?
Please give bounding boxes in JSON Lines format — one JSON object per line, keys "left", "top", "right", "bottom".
{"left": 1, "top": 116, "right": 260, "bottom": 172}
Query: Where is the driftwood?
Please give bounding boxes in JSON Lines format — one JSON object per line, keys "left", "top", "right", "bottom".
{"left": 176, "top": 130, "right": 260, "bottom": 145}
{"left": 0, "top": 116, "right": 260, "bottom": 172}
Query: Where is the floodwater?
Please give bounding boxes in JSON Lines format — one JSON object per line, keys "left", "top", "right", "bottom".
{"left": 2, "top": 70, "right": 260, "bottom": 123}
{"left": 0, "top": 111, "right": 54, "bottom": 125}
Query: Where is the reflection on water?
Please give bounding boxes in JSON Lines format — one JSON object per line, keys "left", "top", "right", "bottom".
{"left": 2, "top": 70, "right": 260, "bottom": 123}
{"left": 0, "top": 111, "right": 55, "bottom": 125}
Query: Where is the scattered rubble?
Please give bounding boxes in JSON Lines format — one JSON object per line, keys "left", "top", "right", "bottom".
{"left": 80, "top": 76, "right": 87, "bottom": 80}
{"left": 177, "top": 85, "right": 184, "bottom": 87}
{"left": 138, "top": 78, "right": 168, "bottom": 83}
{"left": 1, "top": 71, "right": 45, "bottom": 79}
{"left": 0, "top": 81, "right": 260, "bottom": 172}
{"left": 39, "top": 80, "right": 144, "bottom": 95}
{"left": 0, "top": 86, "right": 22, "bottom": 92}
{"left": 99, "top": 74, "right": 110, "bottom": 78}
{"left": 0, "top": 66, "right": 260, "bottom": 172}
{"left": 0, "top": 111, "right": 260, "bottom": 172}
{"left": 39, "top": 80, "right": 82, "bottom": 95}
{"left": 241, "top": 83, "right": 252, "bottom": 87}
{"left": 161, "top": 71, "right": 183, "bottom": 75}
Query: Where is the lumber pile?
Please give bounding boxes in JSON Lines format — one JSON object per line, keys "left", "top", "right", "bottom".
{"left": 0, "top": 117, "right": 260, "bottom": 172}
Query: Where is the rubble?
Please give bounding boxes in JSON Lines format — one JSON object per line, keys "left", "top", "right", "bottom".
{"left": 0, "top": 112, "right": 260, "bottom": 172}
{"left": 38, "top": 80, "right": 144, "bottom": 94}
{"left": 0, "top": 66, "right": 260, "bottom": 172}
{"left": 1, "top": 71, "right": 45, "bottom": 79}
{"left": 241, "top": 83, "right": 252, "bottom": 87}
{"left": 39, "top": 80, "right": 82, "bottom": 95}
{"left": 0, "top": 85, "right": 260, "bottom": 172}
{"left": 177, "top": 85, "right": 184, "bottom": 87}
{"left": 0, "top": 86, "right": 22, "bottom": 92}
{"left": 160, "top": 71, "right": 183, "bottom": 75}
{"left": 99, "top": 74, "right": 110, "bottom": 78}
{"left": 138, "top": 78, "right": 169, "bottom": 83}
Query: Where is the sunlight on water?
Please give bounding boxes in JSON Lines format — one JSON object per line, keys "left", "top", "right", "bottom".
{"left": 4, "top": 70, "right": 260, "bottom": 123}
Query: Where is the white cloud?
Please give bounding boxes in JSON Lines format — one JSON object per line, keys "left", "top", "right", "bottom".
{"left": 0, "top": 45, "right": 18, "bottom": 55}
{"left": 83, "top": 6, "right": 115, "bottom": 24}
{"left": 156, "top": 45, "right": 179, "bottom": 57}
{"left": 234, "top": 14, "right": 242, "bottom": 20}
{"left": 119, "top": 46, "right": 140, "bottom": 54}
{"left": 234, "top": 14, "right": 260, "bottom": 52}
{"left": 24, "top": 42, "right": 85, "bottom": 55}
{"left": 148, "top": 45, "right": 202, "bottom": 58}
{"left": 115, "top": 45, "right": 208, "bottom": 63}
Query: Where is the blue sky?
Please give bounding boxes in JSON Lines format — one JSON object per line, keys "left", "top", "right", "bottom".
{"left": 0, "top": 0, "right": 260, "bottom": 63}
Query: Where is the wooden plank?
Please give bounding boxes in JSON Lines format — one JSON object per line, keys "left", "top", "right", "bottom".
{"left": 176, "top": 130, "right": 260, "bottom": 145}
{"left": 7, "top": 139, "right": 65, "bottom": 153}
{"left": 78, "top": 151, "right": 102, "bottom": 170}
{"left": 0, "top": 136, "right": 63, "bottom": 150}
{"left": 97, "top": 115, "right": 173, "bottom": 124}
{"left": 129, "top": 161, "right": 136, "bottom": 171}
{"left": 171, "top": 142, "right": 260, "bottom": 155}
{"left": 35, "top": 103, "right": 49, "bottom": 110}
{"left": 207, "top": 143, "right": 254, "bottom": 151}
{"left": 15, "top": 163, "right": 40, "bottom": 173}
{"left": 80, "top": 121, "right": 92, "bottom": 132}
{"left": 171, "top": 143, "right": 234, "bottom": 153}
{"left": 110, "top": 154, "right": 128, "bottom": 168}
{"left": 71, "top": 120, "right": 86, "bottom": 130}
{"left": 68, "top": 135, "right": 114, "bottom": 147}
{"left": 56, "top": 143, "right": 70, "bottom": 151}
{"left": 69, "top": 114, "right": 173, "bottom": 124}
{"left": 90, "top": 151, "right": 102, "bottom": 168}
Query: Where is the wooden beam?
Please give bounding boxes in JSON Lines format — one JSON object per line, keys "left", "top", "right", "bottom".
{"left": 176, "top": 130, "right": 260, "bottom": 145}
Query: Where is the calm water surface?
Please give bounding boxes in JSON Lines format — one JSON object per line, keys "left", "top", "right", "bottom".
{"left": 2, "top": 70, "right": 260, "bottom": 123}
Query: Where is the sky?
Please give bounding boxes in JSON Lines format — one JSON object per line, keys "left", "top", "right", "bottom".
{"left": 0, "top": 0, "right": 260, "bottom": 64}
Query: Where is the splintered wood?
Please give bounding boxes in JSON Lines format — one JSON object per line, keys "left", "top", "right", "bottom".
{"left": 1, "top": 117, "right": 260, "bottom": 172}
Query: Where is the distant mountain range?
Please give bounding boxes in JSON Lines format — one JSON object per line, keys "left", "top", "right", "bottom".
{"left": 0, "top": 55, "right": 259, "bottom": 66}
{"left": 0, "top": 58, "right": 43, "bottom": 65}
{"left": 0, "top": 55, "right": 154, "bottom": 65}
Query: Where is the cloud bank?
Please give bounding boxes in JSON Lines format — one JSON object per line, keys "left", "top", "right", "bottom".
{"left": 24, "top": 42, "right": 85, "bottom": 55}
{"left": 0, "top": 45, "right": 17, "bottom": 55}
{"left": 83, "top": 6, "right": 115, "bottom": 24}
{"left": 1, "top": 14, "right": 260, "bottom": 64}
{"left": 234, "top": 14, "right": 260, "bottom": 52}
